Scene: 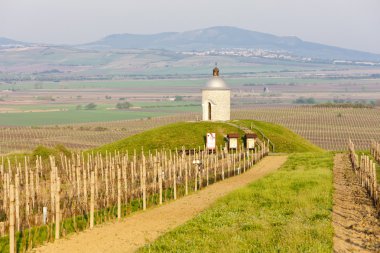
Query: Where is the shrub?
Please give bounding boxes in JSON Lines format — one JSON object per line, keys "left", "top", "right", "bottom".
{"left": 116, "top": 101, "right": 132, "bottom": 110}
{"left": 32, "top": 146, "right": 56, "bottom": 160}
{"left": 174, "top": 96, "right": 183, "bottom": 101}
{"left": 93, "top": 126, "right": 108, "bottom": 131}
{"left": 84, "top": 103, "right": 97, "bottom": 110}
{"left": 294, "top": 97, "right": 316, "bottom": 104}
{"left": 54, "top": 144, "right": 71, "bottom": 156}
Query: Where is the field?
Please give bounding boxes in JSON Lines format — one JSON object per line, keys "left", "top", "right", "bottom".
{"left": 0, "top": 109, "right": 168, "bottom": 126}
{"left": 0, "top": 113, "right": 198, "bottom": 154}
{"left": 1, "top": 63, "right": 380, "bottom": 128}
{"left": 233, "top": 106, "right": 380, "bottom": 150}
{"left": 1, "top": 106, "right": 379, "bottom": 155}
{"left": 1, "top": 65, "right": 380, "bottom": 155}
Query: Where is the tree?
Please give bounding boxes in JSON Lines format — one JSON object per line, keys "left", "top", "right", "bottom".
{"left": 84, "top": 103, "right": 97, "bottom": 110}
{"left": 294, "top": 97, "right": 316, "bottom": 104}
{"left": 174, "top": 96, "right": 183, "bottom": 101}
{"left": 116, "top": 101, "right": 132, "bottom": 110}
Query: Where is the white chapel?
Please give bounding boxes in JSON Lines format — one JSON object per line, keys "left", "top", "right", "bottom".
{"left": 202, "top": 67, "right": 231, "bottom": 121}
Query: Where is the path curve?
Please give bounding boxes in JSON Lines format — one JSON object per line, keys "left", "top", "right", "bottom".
{"left": 333, "top": 153, "right": 380, "bottom": 252}
{"left": 33, "top": 155, "right": 287, "bottom": 253}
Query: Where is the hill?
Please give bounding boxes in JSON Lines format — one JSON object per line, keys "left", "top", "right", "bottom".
{"left": 92, "top": 120, "right": 322, "bottom": 154}
{"left": 0, "top": 37, "right": 31, "bottom": 47}
{"left": 83, "top": 26, "right": 380, "bottom": 62}
{"left": 92, "top": 122, "right": 245, "bottom": 154}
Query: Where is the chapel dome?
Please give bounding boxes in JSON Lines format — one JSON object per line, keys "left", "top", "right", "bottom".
{"left": 203, "top": 67, "right": 230, "bottom": 90}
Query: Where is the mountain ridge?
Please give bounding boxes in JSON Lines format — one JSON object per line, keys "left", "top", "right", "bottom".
{"left": 81, "top": 26, "right": 380, "bottom": 62}
{"left": 1, "top": 26, "right": 380, "bottom": 62}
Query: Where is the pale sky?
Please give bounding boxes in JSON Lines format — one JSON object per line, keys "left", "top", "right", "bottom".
{"left": 1, "top": 0, "right": 379, "bottom": 53}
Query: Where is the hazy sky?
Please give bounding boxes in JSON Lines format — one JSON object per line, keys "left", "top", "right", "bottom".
{"left": 1, "top": 0, "right": 379, "bottom": 53}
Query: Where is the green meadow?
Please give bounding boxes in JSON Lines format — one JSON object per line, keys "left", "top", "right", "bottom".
{"left": 140, "top": 152, "right": 334, "bottom": 253}
{"left": 0, "top": 109, "right": 167, "bottom": 126}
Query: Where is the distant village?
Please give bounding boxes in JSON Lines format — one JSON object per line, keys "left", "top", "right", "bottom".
{"left": 181, "top": 48, "right": 380, "bottom": 66}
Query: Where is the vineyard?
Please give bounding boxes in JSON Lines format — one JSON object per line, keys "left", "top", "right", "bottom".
{"left": 348, "top": 139, "right": 379, "bottom": 208}
{"left": 1, "top": 107, "right": 379, "bottom": 155}
{"left": 233, "top": 106, "right": 380, "bottom": 150}
{"left": 0, "top": 129, "right": 269, "bottom": 252}
{"left": 0, "top": 113, "right": 198, "bottom": 154}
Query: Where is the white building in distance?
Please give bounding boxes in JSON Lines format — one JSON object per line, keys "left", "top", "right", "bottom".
{"left": 202, "top": 67, "right": 231, "bottom": 121}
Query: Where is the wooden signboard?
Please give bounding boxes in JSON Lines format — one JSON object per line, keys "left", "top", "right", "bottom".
{"left": 247, "top": 138, "right": 255, "bottom": 149}
{"left": 230, "top": 138, "right": 238, "bottom": 149}
{"left": 246, "top": 133, "right": 257, "bottom": 150}
{"left": 206, "top": 133, "right": 216, "bottom": 150}
{"left": 227, "top": 133, "right": 239, "bottom": 150}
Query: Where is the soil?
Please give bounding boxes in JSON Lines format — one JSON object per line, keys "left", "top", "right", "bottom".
{"left": 32, "top": 155, "right": 287, "bottom": 253}
{"left": 333, "top": 153, "right": 380, "bottom": 253}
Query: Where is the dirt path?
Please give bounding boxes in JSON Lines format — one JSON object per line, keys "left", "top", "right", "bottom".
{"left": 33, "top": 155, "right": 287, "bottom": 253}
{"left": 333, "top": 153, "right": 380, "bottom": 253}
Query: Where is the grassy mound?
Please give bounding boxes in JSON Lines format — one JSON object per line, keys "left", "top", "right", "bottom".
{"left": 92, "top": 120, "right": 322, "bottom": 154}
{"left": 139, "top": 152, "right": 334, "bottom": 253}
{"left": 234, "top": 120, "right": 323, "bottom": 153}
{"left": 93, "top": 122, "right": 245, "bottom": 154}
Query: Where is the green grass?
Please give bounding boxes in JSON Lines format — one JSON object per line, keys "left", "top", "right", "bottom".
{"left": 139, "top": 152, "right": 334, "bottom": 253}
{"left": 0, "top": 101, "right": 202, "bottom": 126}
{"left": 234, "top": 120, "right": 323, "bottom": 153}
{"left": 92, "top": 122, "right": 245, "bottom": 154}
{"left": 92, "top": 120, "right": 322, "bottom": 155}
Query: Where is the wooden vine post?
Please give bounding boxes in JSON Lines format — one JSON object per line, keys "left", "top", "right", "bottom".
{"left": 173, "top": 163, "right": 177, "bottom": 200}
{"left": 55, "top": 178, "right": 60, "bottom": 240}
{"left": 15, "top": 174, "right": 20, "bottom": 232}
{"left": 214, "top": 154, "right": 217, "bottom": 183}
{"left": 90, "top": 171, "right": 95, "bottom": 229}
{"left": 221, "top": 151, "right": 225, "bottom": 180}
{"left": 142, "top": 156, "right": 147, "bottom": 211}
{"left": 185, "top": 163, "right": 188, "bottom": 195}
{"left": 194, "top": 165, "right": 198, "bottom": 192}
{"left": 117, "top": 166, "right": 121, "bottom": 220}
{"left": 198, "top": 163, "right": 202, "bottom": 190}
{"left": 25, "top": 159, "right": 30, "bottom": 217}
{"left": 206, "top": 157, "right": 209, "bottom": 186}
{"left": 50, "top": 170, "right": 56, "bottom": 223}
{"left": 159, "top": 165, "right": 163, "bottom": 205}
{"left": 9, "top": 184, "right": 15, "bottom": 253}
{"left": 373, "top": 162, "right": 378, "bottom": 204}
